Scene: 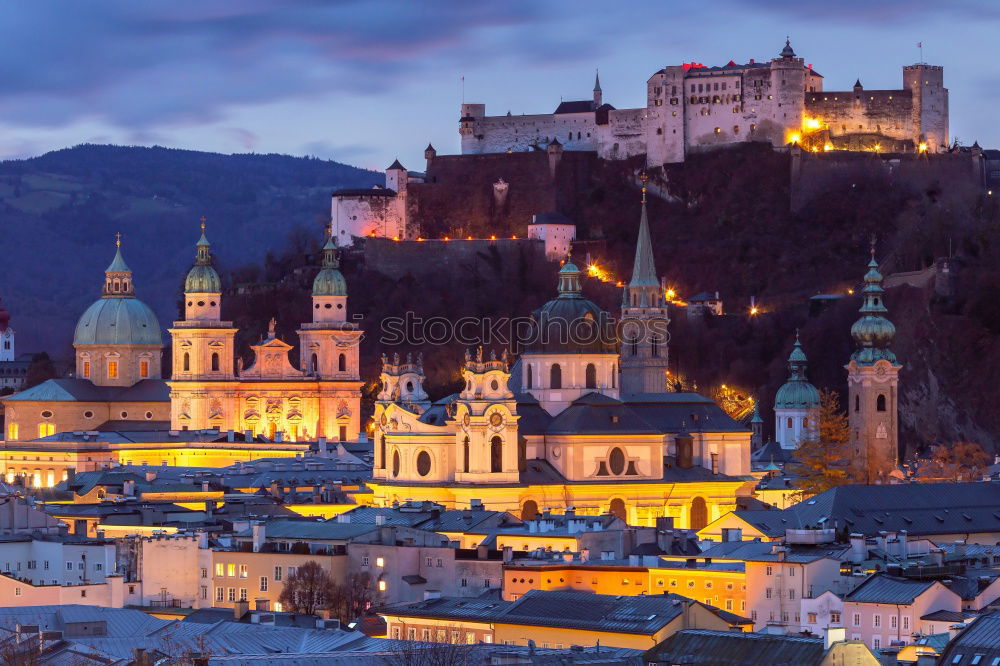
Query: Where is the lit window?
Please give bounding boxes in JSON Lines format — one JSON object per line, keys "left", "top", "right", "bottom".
{"left": 239, "top": 565, "right": 248, "bottom": 578}
{"left": 7, "top": 424, "right": 17, "bottom": 440}
{"left": 376, "top": 557, "right": 384, "bottom": 568}
{"left": 82, "top": 361, "right": 90, "bottom": 378}
{"left": 378, "top": 579, "right": 387, "bottom": 592}
{"left": 215, "top": 563, "right": 224, "bottom": 577}
{"left": 38, "top": 423, "right": 55, "bottom": 437}
{"left": 259, "top": 576, "right": 268, "bottom": 592}
{"left": 140, "top": 361, "right": 149, "bottom": 378}
{"left": 227, "top": 564, "right": 236, "bottom": 577}
{"left": 107, "top": 361, "right": 118, "bottom": 379}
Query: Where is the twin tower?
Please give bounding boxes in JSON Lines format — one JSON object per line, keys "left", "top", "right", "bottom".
{"left": 167, "top": 225, "right": 363, "bottom": 443}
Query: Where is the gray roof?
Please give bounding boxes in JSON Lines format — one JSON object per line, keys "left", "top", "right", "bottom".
{"left": 732, "top": 482, "right": 1000, "bottom": 538}
{"left": 621, "top": 393, "right": 749, "bottom": 434}
{"left": 383, "top": 589, "right": 749, "bottom": 635}
{"left": 553, "top": 100, "right": 597, "bottom": 114}
{"left": 234, "top": 518, "right": 377, "bottom": 541}
{"left": 646, "top": 629, "right": 826, "bottom": 666}
{"left": 546, "top": 392, "right": 660, "bottom": 435}
{"left": 695, "top": 540, "right": 848, "bottom": 564}
{"left": 843, "top": 574, "right": 940, "bottom": 604}
{"left": 3, "top": 378, "right": 169, "bottom": 403}
{"left": 339, "top": 505, "right": 514, "bottom": 532}
{"left": 937, "top": 614, "right": 1000, "bottom": 666}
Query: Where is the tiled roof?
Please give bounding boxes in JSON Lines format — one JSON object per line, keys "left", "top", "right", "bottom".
{"left": 234, "top": 518, "right": 377, "bottom": 541}
{"left": 843, "top": 574, "right": 939, "bottom": 605}
{"left": 646, "top": 628, "right": 826, "bottom": 666}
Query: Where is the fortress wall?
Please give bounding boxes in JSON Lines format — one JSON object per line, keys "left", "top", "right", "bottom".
{"left": 362, "top": 237, "right": 547, "bottom": 281}
{"left": 464, "top": 112, "right": 600, "bottom": 154}
{"left": 806, "top": 90, "right": 915, "bottom": 142}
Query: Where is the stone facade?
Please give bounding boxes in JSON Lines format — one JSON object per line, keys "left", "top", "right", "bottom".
{"left": 460, "top": 41, "right": 947, "bottom": 165}
{"left": 331, "top": 160, "right": 416, "bottom": 246}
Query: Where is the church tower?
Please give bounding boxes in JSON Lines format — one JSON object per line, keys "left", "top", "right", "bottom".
{"left": 297, "top": 230, "right": 363, "bottom": 442}
{"left": 846, "top": 244, "right": 902, "bottom": 472}
{"left": 168, "top": 222, "right": 238, "bottom": 430}
{"left": 619, "top": 186, "right": 670, "bottom": 395}
{"left": 454, "top": 348, "right": 521, "bottom": 484}
{"left": 593, "top": 71, "right": 602, "bottom": 107}
{"left": 0, "top": 298, "right": 13, "bottom": 363}
{"left": 774, "top": 333, "right": 820, "bottom": 450}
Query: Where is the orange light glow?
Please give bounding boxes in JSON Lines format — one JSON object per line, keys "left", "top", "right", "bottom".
{"left": 918, "top": 142, "right": 928, "bottom": 153}
{"left": 417, "top": 237, "right": 424, "bottom": 241}
{"left": 823, "top": 143, "right": 834, "bottom": 152}
{"left": 587, "top": 263, "right": 614, "bottom": 283}
{"left": 443, "top": 236, "right": 450, "bottom": 241}
{"left": 392, "top": 236, "right": 399, "bottom": 241}
{"left": 490, "top": 235, "right": 497, "bottom": 240}
{"left": 787, "top": 132, "right": 802, "bottom": 145}
{"left": 804, "top": 117, "right": 821, "bottom": 131}
{"left": 467, "top": 236, "right": 473, "bottom": 240}
{"left": 749, "top": 305, "right": 759, "bottom": 316}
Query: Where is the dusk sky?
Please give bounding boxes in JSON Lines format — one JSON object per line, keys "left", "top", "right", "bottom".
{"left": 1, "top": 1, "right": 997, "bottom": 171}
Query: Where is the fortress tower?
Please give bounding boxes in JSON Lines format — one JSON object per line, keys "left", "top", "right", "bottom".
{"left": 846, "top": 244, "right": 902, "bottom": 473}
{"left": 619, "top": 188, "right": 670, "bottom": 395}
{"left": 769, "top": 39, "right": 807, "bottom": 146}
{"left": 904, "top": 64, "right": 948, "bottom": 152}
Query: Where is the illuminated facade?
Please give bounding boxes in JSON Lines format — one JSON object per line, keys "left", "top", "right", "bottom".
{"left": 461, "top": 41, "right": 948, "bottom": 164}
{"left": 369, "top": 209, "right": 753, "bottom": 528}
{"left": 168, "top": 228, "right": 363, "bottom": 442}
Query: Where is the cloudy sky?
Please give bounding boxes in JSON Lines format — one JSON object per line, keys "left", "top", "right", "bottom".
{"left": 1, "top": 1, "right": 996, "bottom": 170}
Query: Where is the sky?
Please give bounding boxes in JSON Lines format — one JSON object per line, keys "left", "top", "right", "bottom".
{"left": 0, "top": 0, "right": 998, "bottom": 171}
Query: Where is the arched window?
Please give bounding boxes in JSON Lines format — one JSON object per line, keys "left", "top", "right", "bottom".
{"left": 183, "top": 353, "right": 190, "bottom": 372}
{"left": 787, "top": 417, "right": 793, "bottom": 428}
{"left": 338, "top": 353, "right": 346, "bottom": 372}
{"left": 463, "top": 437, "right": 470, "bottom": 474}
{"left": 877, "top": 394, "right": 887, "bottom": 412}
{"left": 609, "top": 498, "right": 626, "bottom": 521}
{"left": 311, "top": 353, "right": 318, "bottom": 373}
{"left": 416, "top": 451, "right": 431, "bottom": 477}
{"left": 392, "top": 450, "right": 400, "bottom": 478}
{"left": 651, "top": 335, "right": 660, "bottom": 358}
{"left": 490, "top": 436, "right": 503, "bottom": 473}
{"left": 379, "top": 436, "right": 386, "bottom": 470}
{"left": 521, "top": 500, "right": 539, "bottom": 521}
{"left": 690, "top": 496, "right": 708, "bottom": 531}
{"left": 526, "top": 364, "right": 533, "bottom": 389}
{"left": 518, "top": 438, "right": 527, "bottom": 472}
{"left": 211, "top": 353, "right": 220, "bottom": 372}
{"left": 630, "top": 336, "right": 638, "bottom": 356}
{"left": 585, "top": 364, "right": 597, "bottom": 389}
{"left": 855, "top": 395, "right": 860, "bottom": 412}
{"left": 612, "top": 364, "right": 616, "bottom": 388}
{"left": 406, "top": 381, "right": 414, "bottom": 393}
{"left": 550, "top": 364, "right": 562, "bottom": 389}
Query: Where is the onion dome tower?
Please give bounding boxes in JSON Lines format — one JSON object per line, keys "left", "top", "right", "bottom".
{"left": 73, "top": 234, "right": 162, "bottom": 387}
{"left": 846, "top": 242, "right": 902, "bottom": 470}
{"left": 183, "top": 221, "right": 223, "bottom": 321}
{"left": 774, "top": 333, "right": 820, "bottom": 449}
{"left": 620, "top": 182, "right": 670, "bottom": 395}
{"left": 519, "top": 261, "right": 618, "bottom": 415}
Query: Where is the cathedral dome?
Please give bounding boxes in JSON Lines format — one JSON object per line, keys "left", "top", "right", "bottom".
{"left": 521, "top": 263, "right": 616, "bottom": 355}
{"left": 184, "top": 230, "right": 221, "bottom": 293}
{"left": 74, "top": 293, "right": 162, "bottom": 346}
{"left": 313, "top": 235, "right": 347, "bottom": 296}
{"left": 74, "top": 242, "right": 162, "bottom": 347}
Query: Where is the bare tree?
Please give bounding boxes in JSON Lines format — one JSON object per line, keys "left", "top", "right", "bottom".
{"left": 278, "top": 560, "right": 335, "bottom": 616}
{"left": 327, "top": 571, "right": 382, "bottom": 625}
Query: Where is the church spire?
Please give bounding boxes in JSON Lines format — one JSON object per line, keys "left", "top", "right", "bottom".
{"left": 850, "top": 239, "right": 897, "bottom": 365}
{"left": 593, "top": 69, "right": 602, "bottom": 107}
{"left": 103, "top": 232, "right": 135, "bottom": 297}
{"left": 622, "top": 178, "right": 662, "bottom": 309}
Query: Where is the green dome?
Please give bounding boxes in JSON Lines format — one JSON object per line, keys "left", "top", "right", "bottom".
{"left": 522, "top": 262, "right": 616, "bottom": 354}
{"left": 850, "top": 250, "right": 898, "bottom": 365}
{"left": 774, "top": 379, "right": 820, "bottom": 409}
{"left": 74, "top": 297, "right": 162, "bottom": 346}
{"left": 313, "top": 267, "right": 347, "bottom": 296}
{"left": 774, "top": 336, "right": 819, "bottom": 409}
{"left": 185, "top": 264, "right": 221, "bottom": 293}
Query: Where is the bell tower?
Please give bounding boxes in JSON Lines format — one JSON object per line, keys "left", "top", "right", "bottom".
{"left": 619, "top": 182, "right": 670, "bottom": 395}
{"left": 846, "top": 242, "right": 902, "bottom": 474}
{"left": 454, "top": 348, "right": 520, "bottom": 484}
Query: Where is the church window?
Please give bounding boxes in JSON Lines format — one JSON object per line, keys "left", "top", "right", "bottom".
{"left": 379, "top": 436, "right": 386, "bottom": 469}
{"left": 690, "top": 496, "right": 708, "bottom": 531}
{"left": 521, "top": 500, "right": 538, "bottom": 521}
{"left": 391, "top": 450, "right": 400, "bottom": 477}
{"left": 463, "top": 437, "right": 470, "bottom": 473}
{"left": 652, "top": 336, "right": 660, "bottom": 358}
{"left": 877, "top": 394, "right": 887, "bottom": 412}
{"left": 490, "top": 436, "right": 503, "bottom": 473}
{"left": 82, "top": 361, "right": 90, "bottom": 378}
{"left": 630, "top": 336, "right": 638, "bottom": 356}
{"left": 550, "top": 364, "right": 562, "bottom": 389}
{"left": 526, "top": 364, "right": 533, "bottom": 389}
{"left": 609, "top": 498, "right": 626, "bottom": 521}
{"left": 311, "top": 353, "right": 318, "bottom": 373}
{"left": 338, "top": 354, "right": 347, "bottom": 372}
{"left": 416, "top": 451, "right": 431, "bottom": 477}
{"left": 140, "top": 361, "right": 149, "bottom": 378}
{"left": 211, "top": 353, "right": 220, "bottom": 372}
{"left": 787, "top": 417, "right": 793, "bottom": 428}
{"left": 609, "top": 447, "right": 626, "bottom": 475}
{"left": 183, "top": 353, "right": 190, "bottom": 372}
{"left": 855, "top": 395, "right": 860, "bottom": 412}
{"left": 611, "top": 364, "right": 616, "bottom": 388}
{"left": 406, "top": 381, "right": 414, "bottom": 393}
{"left": 107, "top": 361, "right": 118, "bottom": 379}
{"left": 585, "top": 364, "right": 597, "bottom": 389}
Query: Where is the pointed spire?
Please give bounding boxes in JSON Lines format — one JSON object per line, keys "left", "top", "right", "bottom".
{"left": 628, "top": 180, "right": 658, "bottom": 290}
{"left": 594, "top": 70, "right": 602, "bottom": 92}
{"left": 387, "top": 158, "right": 405, "bottom": 171}
{"left": 854, "top": 78, "right": 863, "bottom": 89}
{"left": 195, "top": 217, "right": 212, "bottom": 266}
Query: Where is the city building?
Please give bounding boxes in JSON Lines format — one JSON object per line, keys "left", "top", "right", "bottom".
{"left": 460, "top": 41, "right": 948, "bottom": 164}
{"left": 645, "top": 628, "right": 880, "bottom": 666}
{"left": 331, "top": 158, "right": 422, "bottom": 245}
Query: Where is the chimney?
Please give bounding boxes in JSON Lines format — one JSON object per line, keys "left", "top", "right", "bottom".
{"left": 227, "top": 429, "right": 235, "bottom": 442}
{"left": 849, "top": 533, "right": 866, "bottom": 564}
{"left": 900, "top": 530, "right": 908, "bottom": 557}
{"left": 824, "top": 626, "right": 846, "bottom": 650}
{"left": 930, "top": 548, "right": 944, "bottom": 566}
{"left": 502, "top": 546, "right": 513, "bottom": 563}
{"left": 233, "top": 600, "right": 250, "bottom": 620}
{"left": 123, "top": 479, "right": 135, "bottom": 497}
{"left": 244, "top": 430, "right": 253, "bottom": 441}
{"left": 201, "top": 481, "right": 210, "bottom": 492}
{"left": 252, "top": 522, "right": 265, "bottom": 553}
{"left": 197, "top": 531, "right": 209, "bottom": 549}
{"left": 710, "top": 452, "right": 719, "bottom": 475}
{"left": 375, "top": 514, "right": 385, "bottom": 526}
{"left": 954, "top": 540, "right": 967, "bottom": 560}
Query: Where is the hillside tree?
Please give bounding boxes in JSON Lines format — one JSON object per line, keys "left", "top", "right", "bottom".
{"left": 790, "top": 390, "right": 851, "bottom": 498}
{"left": 278, "top": 560, "right": 335, "bottom": 616}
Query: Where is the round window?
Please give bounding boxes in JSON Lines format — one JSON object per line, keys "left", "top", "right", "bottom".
{"left": 83, "top": 411, "right": 94, "bottom": 419}
{"left": 187, "top": 301, "right": 192, "bottom": 307}
{"left": 120, "top": 411, "right": 128, "bottom": 419}
{"left": 416, "top": 451, "right": 431, "bottom": 477}
{"left": 392, "top": 450, "right": 401, "bottom": 477}
{"left": 337, "top": 304, "right": 343, "bottom": 309}
{"left": 145, "top": 411, "right": 153, "bottom": 420}
{"left": 609, "top": 447, "right": 626, "bottom": 475}
{"left": 40, "top": 410, "right": 53, "bottom": 419}
{"left": 490, "top": 379, "right": 499, "bottom": 391}
{"left": 324, "top": 304, "right": 332, "bottom": 309}
{"left": 489, "top": 412, "right": 503, "bottom": 427}
{"left": 210, "top": 301, "right": 217, "bottom": 307}
{"left": 197, "top": 301, "right": 205, "bottom": 307}
{"left": 315, "top": 304, "right": 320, "bottom": 309}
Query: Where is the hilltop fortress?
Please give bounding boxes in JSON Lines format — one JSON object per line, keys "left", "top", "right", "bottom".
{"left": 459, "top": 40, "right": 948, "bottom": 164}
